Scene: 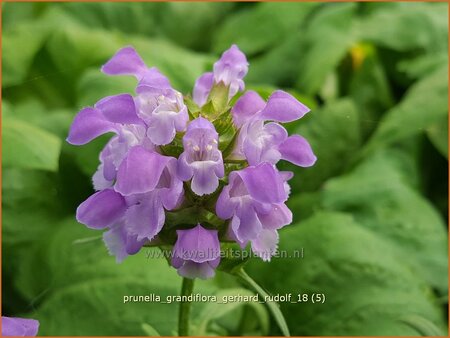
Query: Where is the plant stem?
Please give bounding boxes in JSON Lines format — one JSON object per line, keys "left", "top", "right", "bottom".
{"left": 178, "top": 277, "right": 195, "bottom": 336}
{"left": 237, "top": 269, "right": 291, "bottom": 337}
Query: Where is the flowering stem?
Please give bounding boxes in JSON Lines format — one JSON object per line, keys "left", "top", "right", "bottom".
{"left": 178, "top": 277, "right": 195, "bottom": 336}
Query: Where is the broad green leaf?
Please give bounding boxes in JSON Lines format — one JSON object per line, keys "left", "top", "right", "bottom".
{"left": 3, "top": 117, "right": 62, "bottom": 171}
{"left": 57, "top": 2, "right": 161, "bottom": 37}
{"left": 2, "top": 3, "right": 43, "bottom": 30}
{"left": 247, "top": 212, "right": 446, "bottom": 336}
{"left": 160, "top": 3, "right": 235, "bottom": 51}
{"left": 365, "top": 65, "right": 448, "bottom": 153}
{"left": 322, "top": 150, "right": 448, "bottom": 292}
{"left": 296, "top": 3, "right": 358, "bottom": 95}
{"left": 3, "top": 17, "right": 51, "bottom": 87}
{"left": 46, "top": 23, "right": 123, "bottom": 77}
{"left": 214, "top": 3, "right": 318, "bottom": 56}
{"left": 246, "top": 31, "right": 305, "bottom": 87}
{"left": 358, "top": 3, "right": 448, "bottom": 53}
{"left": 2, "top": 169, "right": 63, "bottom": 246}
{"left": 7, "top": 99, "right": 72, "bottom": 139}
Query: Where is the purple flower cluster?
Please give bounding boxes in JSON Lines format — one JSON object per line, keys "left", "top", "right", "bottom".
{"left": 68, "top": 45, "right": 316, "bottom": 279}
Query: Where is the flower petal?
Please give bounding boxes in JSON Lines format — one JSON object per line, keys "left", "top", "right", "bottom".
{"left": 213, "top": 44, "right": 248, "bottom": 97}
{"left": 193, "top": 72, "right": 214, "bottom": 107}
{"left": 232, "top": 90, "right": 266, "bottom": 127}
{"left": 159, "top": 161, "right": 184, "bottom": 210}
{"left": 137, "top": 67, "right": 173, "bottom": 91}
{"left": 174, "top": 225, "right": 220, "bottom": 263}
{"left": 259, "top": 203, "right": 292, "bottom": 230}
{"left": 251, "top": 229, "right": 279, "bottom": 262}
{"left": 239, "top": 163, "right": 287, "bottom": 204}
{"left": 177, "top": 153, "right": 194, "bottom": 181}
{"left": 191, "top": 162, "right": 220, "bottom": 196}
{"left": 2, "top": 317, "right": 39, "bottom": 336}
{"left": 233, "top": 203, "right": 263, "bottom": 243}
{"left": 101, "top": 46, "right": 147, "bottom": 79}
{"left": 115, "top": 146, "right": 171, "bottom": 196}
{"left": 177, "top": 261, "right": 216, "bottom": 280}
{"left": 125, "top": 195, "right": 165, "bottom": 241}
{"left": 76, "top": 189, "right": 126, "bottom": 229}
{"left": 215, "top": 185, "right": 236, "bottom": 220}
{"left": 67, "top": 107, "right": 115, "bottom": 145}
{"left": 146, "top": 112, "right": 177, "bottom": 145}
{"left": 95, "top": 94, "right": 141, "bottom": 124}
{"left": 279, "top": 135, "right": 317, "bottom": 167}
{"left": 92, "top": 164, "right": 114, "bottom": 191}
{"left": 259, "top": 90, "right": 310, "bottom": 123}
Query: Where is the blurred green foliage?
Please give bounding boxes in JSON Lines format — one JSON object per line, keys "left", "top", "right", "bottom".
{"left": 2, "top": 2, "right": 448, "bottom": 336}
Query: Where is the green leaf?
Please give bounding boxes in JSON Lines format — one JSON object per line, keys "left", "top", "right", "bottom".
{"left": 247, "top": 212, "right": 446, "bottom": 335}
{"left": 160, "top": 3, "right": 235, "bottom": 51}
{"left": 2, "top": 169, "right": 63, "bottom": 246}
{"left": 3, "top": 117, "right": 62, "bottom": 171}
{"left": 57, "top": 2, "right": 161, "bottom": 36}
{"left": 365, "top": 64, "right": 448, "bottom": 153}
{"left": 358, "top": 3, "right": 448, "bottom": 53}
{"left": 214, "top": 3, "right": 318, "bottom": 56}
{"left": 6, "top": 99, "right": 72, "bottom": 139}
{"left": 3, "top": 16, "right": 51, "bottom": 87}
{"left": 46, "top": 21, "right": 123, "bottom": 77}
{"left": 322, "top": 149, "right": 448, "bottom": 292}
{"left": 296, "top": 3, "right": 358, "bottom": 95}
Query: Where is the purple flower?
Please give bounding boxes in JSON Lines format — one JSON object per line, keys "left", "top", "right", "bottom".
{"left": 102, "top": 46, "right": 188, "bottom": 145}
{"left": 177, "top": 117, "right": 224, "bottom": 196}
{"left": 75, "top": 188, "right": 147, "bottom": 262}
{"left": 135, "top": 87, "right": 188, "bottom": 145}
{"left": 193, "top": 73, "right": 214, "bottom": 107}
{"left": 102, "top": 46, "right": 171, "bottom": 90}
{"left": 193, "top": 45, "right": 248, "bottom": 107}
{"left": 115, "top": 146, "right": 184, "bottom": 241}
{"left": 76, "top": 146, "right": 183, "bottom": 261}
{"left": 67, "top": 94, "right": 142, "bottom": 146}
{"left": 231, "top": 90, "right": 317, "bottom": 167}
{"left": 2, "top": 317, "right": 39, "bottom": 336}
{"left": 172, "top": 224, "right": 220, "bottom": 279}
{"left": 102, "top": 222, "right": 147, "bottom": 263}
{"left": 216, "top": 163, "right": 292, "bottom": 261}
{"left": 94, "top": 124, "right": 154, "bottom": 189}
{"left": 68, "top": 44, "right": 317, "bottom": 269}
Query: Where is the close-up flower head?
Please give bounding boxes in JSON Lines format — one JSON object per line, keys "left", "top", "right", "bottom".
{"left": 68, "top": 44, "right": 317, "bottom": 277}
